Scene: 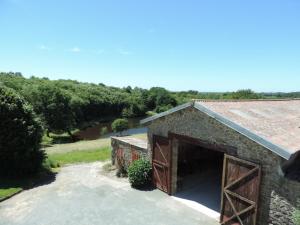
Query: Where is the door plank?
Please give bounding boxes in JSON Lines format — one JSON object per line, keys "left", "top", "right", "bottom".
{"left": 220, "top": 154, "right": 261, "bottom": 225}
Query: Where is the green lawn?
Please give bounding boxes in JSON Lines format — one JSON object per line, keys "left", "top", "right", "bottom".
{"left": 0, "top": 187, "right": 22, "bottom": 201}
{"left": 47, "top": 147, "right": 111, "bottom": 166}
{"left": 45, "top": 133, "right": 146, "bottom": 154}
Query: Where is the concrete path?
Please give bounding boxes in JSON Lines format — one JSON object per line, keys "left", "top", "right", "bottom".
{"left": 0, "top": 163, "right": 219, "bottom": 225}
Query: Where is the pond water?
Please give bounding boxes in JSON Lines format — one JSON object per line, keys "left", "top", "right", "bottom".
{"left": 74, "top": 117, "right": 147, "bottom": 140}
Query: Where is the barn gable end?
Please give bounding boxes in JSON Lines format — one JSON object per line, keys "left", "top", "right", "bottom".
{"left": 145, "top": 105, "right": 300, "bottom": 225}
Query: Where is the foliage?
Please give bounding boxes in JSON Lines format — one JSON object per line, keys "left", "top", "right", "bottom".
{"left": 43, "top": 158, "right": 60, "bottom": 170}
{"left": 100, "top": 127, "right": 109, "bottom": 136}
{"left": 146, "top": 111, "right": 157, "bottom": 116}
{"left": 0, "top": 73, "right": 150, "bottom": 135}
{"left": 294, "top": 210, "right": 300, "bottom": 225}
{"left": 47, "top": 147, "right": 111, "bottom": 166}
{"left": 127, "top": 159, "right": 152, "bottom": 188}
{"left": 155, "top": 104, "right": 173, "bottom": 113}
{"left": 22, "top": 82, "right": 75, "bottom": 136}
{"left": 1, "top": 72, "right": 300, "bottom": 140}
{"left": 225, "top": 89, "right": 262, "bottom": 99}
{"left": 0, "top": 85, "right": 45, "bottom": 176}
{"left": 43, "top": 131, "right": 79, "bottom": 145}
{"left": 147, "top": 87, "right": 177, "bottom": 112}
{"left": 111, "top": 118, "right": 129, "bottom": 134}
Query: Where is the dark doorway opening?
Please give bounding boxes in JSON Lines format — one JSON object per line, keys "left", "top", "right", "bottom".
{"left": 175, "top": 141, "right": 224, "bottom": 213}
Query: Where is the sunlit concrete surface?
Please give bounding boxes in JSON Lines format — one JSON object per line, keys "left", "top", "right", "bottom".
{"left": 0, "top": 162, "right": 218, "bottom": 225}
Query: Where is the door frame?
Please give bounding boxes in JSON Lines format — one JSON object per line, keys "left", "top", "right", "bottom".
{"left": 168, "top": 132, "right": 238, "bottom": 156}
{"left": 155, "top": 132, "right": 238, "bottom": 195}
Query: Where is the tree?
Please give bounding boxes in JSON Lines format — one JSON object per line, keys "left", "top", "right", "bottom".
{"left": 0, "top": 86, "right": 45, "bottom": 176}
{"left": 111, "top": 118, "right": 129, "bottom": 135}
{"left": 23, "top": 83, "right": 75, "bottom": 137}
{"left": 230, "top": 89, "right": 261, "bottom": 99}
{"left": 147, "top": 87, "right": 177, "bottom": 112}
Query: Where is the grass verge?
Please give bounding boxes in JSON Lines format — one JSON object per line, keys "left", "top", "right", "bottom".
{"left": 0, "top": 187, "right": 22, "bottom": 200}
{"left": 0, "top": 169, "right": 56, "bottom": 201}
{"left": 47, "top": 147, "right": 111, "bottom": 166}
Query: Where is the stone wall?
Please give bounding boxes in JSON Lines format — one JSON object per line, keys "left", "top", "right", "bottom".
{"left": 146, "top": 107, "right": 300, "bottom": 225}
{"left": 111, "top": 136, "right": 149, "bottom": 170}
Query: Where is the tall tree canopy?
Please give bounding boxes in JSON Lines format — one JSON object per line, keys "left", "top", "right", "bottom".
{"left": 0, "top": 85, "right": 44, "bottom": 176}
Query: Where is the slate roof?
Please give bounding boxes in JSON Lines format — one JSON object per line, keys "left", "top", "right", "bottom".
{"left": 141, "top": 100, "right": 300, "bottom": 160}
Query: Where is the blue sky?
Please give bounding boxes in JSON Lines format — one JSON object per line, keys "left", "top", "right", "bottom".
{"left": 0, "top": 0, "right": 300, "bottom": 92}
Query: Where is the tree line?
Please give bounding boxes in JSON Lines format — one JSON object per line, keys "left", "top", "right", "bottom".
{"left": 1, "top": 72, "right": 299, "bottom": 137}
{"left": 0, "top": 72, "right": 178, "bottom": 136}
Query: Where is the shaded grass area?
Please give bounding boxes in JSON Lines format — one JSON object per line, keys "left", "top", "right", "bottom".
{"left": 0, "top": 170, "right": 56, "bottom": 201}
{"left": 48, "top": 147, "right": 111, "bottom": 166}
{"left": 42, "top": 130, "right": 80, "bottom": 146}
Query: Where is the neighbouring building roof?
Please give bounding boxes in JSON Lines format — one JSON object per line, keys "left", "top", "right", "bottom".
{"left": 141, "top": 99, "right": 300, "bottom": 160}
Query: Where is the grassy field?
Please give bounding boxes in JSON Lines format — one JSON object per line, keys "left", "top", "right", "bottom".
{"left": 45, "top": 133, "right": 147, "bottom": 154}
{"left": 48, "top": 147, "right": 111, "bottom": 166}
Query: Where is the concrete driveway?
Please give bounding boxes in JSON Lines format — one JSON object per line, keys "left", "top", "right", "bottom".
{"left": 0, "top": 162, "right": 219, "bottom": 225}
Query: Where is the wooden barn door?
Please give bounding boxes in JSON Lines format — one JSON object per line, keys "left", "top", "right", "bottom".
{"left": 220, "top": 154, "right": 261, "bottom": 225}
{"left": 152, "top": 135, "right": 172, "bottom": 194}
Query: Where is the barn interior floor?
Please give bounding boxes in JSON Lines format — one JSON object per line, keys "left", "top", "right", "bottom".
{"left": 172, "top": 167, "right": 222, "bottom": 220}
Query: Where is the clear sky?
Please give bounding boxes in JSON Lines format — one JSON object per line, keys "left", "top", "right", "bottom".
{"left": 0, "top": 0, "right": 300, "bottom": 92}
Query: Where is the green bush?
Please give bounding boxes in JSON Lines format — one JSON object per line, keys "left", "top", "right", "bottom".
{"left": 146, "top": 111, "right": 157, "bottom": 116}
{"left": 43, "top": 158, "right": 60, "bottom": 170}
{"left": 0, "top": 86, "right": 45, "bottom": 176}
{"left": 155, "top": 104, "right": 173, "bottom": 113}
{"left": 111, "top": 118, "right": 129, "bottom": 135}
{"left": 128, "top": 159, "right": 152, "bottom": 188}
{"left": 294, "top": 210, "right": 300, "bottom": 225}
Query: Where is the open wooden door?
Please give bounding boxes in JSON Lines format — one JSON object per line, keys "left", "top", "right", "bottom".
{"left": 152, "top": 135, "right": 172, "bottom": 194}
{"left": 220, "top": 154, "right": 261, "bottom": 225}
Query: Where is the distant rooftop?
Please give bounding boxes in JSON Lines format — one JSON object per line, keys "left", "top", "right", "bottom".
{"left": 141, "top": 99, "right": 300, "bottom": 160}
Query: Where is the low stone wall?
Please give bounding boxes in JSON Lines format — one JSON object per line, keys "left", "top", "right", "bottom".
{"left": 111, "top": 136, "right": 149, "bottom": 169}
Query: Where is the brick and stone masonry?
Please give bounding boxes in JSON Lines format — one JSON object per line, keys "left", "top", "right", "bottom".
{"left": 146, "top": 107, "right": 300, "bottom": 225}
{"left": 111, "top": 136, "right": 149, "bottom": 170}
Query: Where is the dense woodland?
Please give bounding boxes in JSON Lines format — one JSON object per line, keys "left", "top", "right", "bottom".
{"left": 1, "top": 72, "right": 300, "bottom": 136}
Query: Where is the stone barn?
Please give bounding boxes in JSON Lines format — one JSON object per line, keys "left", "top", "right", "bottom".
{"left": 111, "top": 100, "right": 300, "bottom": 225}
